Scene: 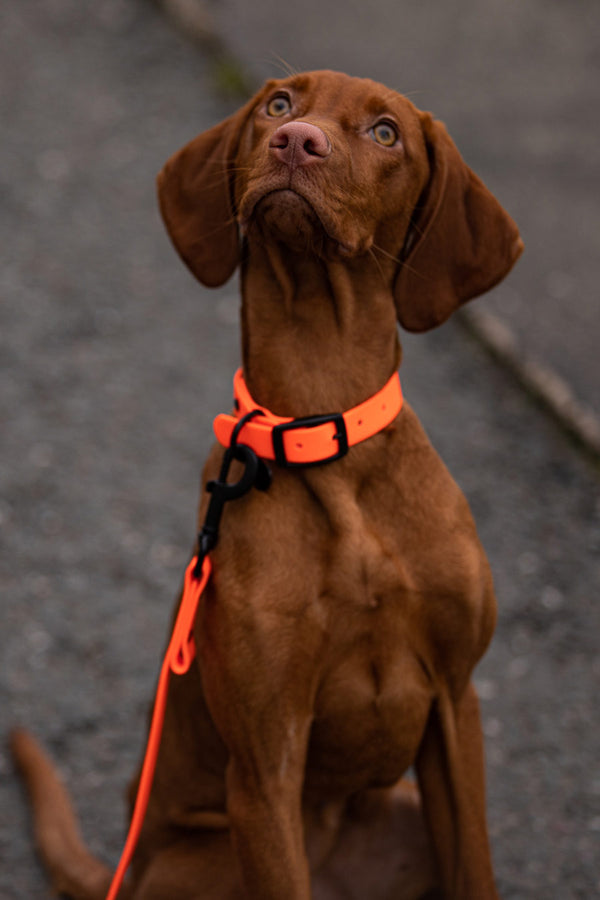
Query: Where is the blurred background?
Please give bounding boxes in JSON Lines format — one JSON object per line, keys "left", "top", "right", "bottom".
{"left": 1, "top": 0, "right": 599, "bottom": 896}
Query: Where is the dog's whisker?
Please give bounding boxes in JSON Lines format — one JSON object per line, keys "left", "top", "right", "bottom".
{"left": 264, "top": 54, "right": 300, "bottom": 78}
{"left": 367, "top": 246, "right": 388, "bottom": 287}
{"left": 195, "top": 159, "right": 252, "bottom": 176}
{"left": 370, "top": 242, "right": 427, "bottom": 283}
{"left": 199, "top": 217, "right": 238, "bottom": 241}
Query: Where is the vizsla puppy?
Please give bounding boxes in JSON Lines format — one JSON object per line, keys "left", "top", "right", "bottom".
{"left": 12, "top": 70, "right": 522, "bottom": 899}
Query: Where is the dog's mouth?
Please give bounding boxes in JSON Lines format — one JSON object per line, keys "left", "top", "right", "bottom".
{"left": 239, "top": 187, "right": 363, "bottom": 257}
{"left": 240, "top": 189, "right": 324, "bottom": 247}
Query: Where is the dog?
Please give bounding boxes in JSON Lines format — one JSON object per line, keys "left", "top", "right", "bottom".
{"left": 12, "top": 69, "right": 522, "bottom": 899}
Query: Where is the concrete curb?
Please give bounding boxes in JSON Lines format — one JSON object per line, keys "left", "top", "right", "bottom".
{"left": 155, "top": 0, "right": 217, "bottom": 45}
{"left": 459, "top": 308, "right": 600, "bottom": 463}
{"left": 154, "top": 0, "right": 255, "bottom": 98}
{"left": 156, "top": 0, "right": 600, "bottom": 466}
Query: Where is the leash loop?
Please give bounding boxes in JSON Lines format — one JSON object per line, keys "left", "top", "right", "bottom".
{"left": 230, "top": 407, "right": 266, "bottom": 448}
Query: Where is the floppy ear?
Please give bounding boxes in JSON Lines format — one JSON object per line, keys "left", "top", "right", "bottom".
{"left": 157, "top": 97, "right": 257, "bottom": 287}
{"left": 394, "top": 114, "right": 523, "bottom": 332}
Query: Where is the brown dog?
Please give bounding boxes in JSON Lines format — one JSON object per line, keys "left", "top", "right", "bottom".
{"left": 12, "top": 70, "right": 522, "bottom": 899}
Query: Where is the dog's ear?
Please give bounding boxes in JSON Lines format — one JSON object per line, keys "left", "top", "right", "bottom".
{"left": 157, "top": 98, "right": 256, "bottom": 287}
{"left": 394, "top": 114, "right": 523, "bottom": 332}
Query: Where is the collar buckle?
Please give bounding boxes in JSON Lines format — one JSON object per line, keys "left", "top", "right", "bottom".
{"left": 272, "top": 412, "right": 349, "bottom": 468}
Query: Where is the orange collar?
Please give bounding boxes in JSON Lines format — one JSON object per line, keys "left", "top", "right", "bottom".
{"left": 213, "top": 369, "right": 403, "bottom": 467}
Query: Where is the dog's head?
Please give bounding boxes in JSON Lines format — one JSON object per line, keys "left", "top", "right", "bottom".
{"left": 158, "top": 70, "right": 522, "bottom": 331}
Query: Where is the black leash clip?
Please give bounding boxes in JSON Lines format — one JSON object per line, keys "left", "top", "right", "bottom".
{"left": 194, "top": 411, "right": 271, "bottom": 575}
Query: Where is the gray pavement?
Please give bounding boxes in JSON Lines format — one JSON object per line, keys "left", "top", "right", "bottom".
{"left": 1, "top": 1, "right": 599, "bottom": 898}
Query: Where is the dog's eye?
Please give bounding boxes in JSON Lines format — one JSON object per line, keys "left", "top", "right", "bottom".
{"left": 266, "top": 94, "right": 292, "bottom": 117}
{"left": 370, "top": 121, "right": 399, "bottom": 147}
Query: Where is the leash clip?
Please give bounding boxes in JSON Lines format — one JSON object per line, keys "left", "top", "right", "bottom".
{"left": 195, "top": 410, "right": 271, "bottom": 575}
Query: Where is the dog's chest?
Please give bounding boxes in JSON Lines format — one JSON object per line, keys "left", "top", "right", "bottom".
{"left": 307, "top": 618, "right": 432, "bottom": 793}
{"left": 304, "top": 527, "right": 434, "bottom": 793}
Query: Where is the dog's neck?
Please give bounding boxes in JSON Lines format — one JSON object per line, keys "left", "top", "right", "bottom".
{"left": 240, "top": 237, "right": 401, "bottom": 418}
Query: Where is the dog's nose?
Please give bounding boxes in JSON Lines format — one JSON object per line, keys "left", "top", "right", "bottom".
{"left": 269, "top": 122, "right": 331, "bottom": 168}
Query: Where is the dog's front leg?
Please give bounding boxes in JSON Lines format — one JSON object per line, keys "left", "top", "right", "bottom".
{"left": 225, "top": 733, "right": 312, "bottom": 899}
{"left": 415, "top": 680, "right": 499, "bottom": 899}
{"left": 197, "top": 593, "right": 319, "bottom": 899}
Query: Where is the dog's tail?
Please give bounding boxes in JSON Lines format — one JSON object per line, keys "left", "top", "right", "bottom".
{"left": 10, "top": 728, "right": 127, "bottom": 900}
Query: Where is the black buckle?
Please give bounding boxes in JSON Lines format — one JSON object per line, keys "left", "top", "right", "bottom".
{"left": 271, "top": 413, "right": 349, "bottom": 468}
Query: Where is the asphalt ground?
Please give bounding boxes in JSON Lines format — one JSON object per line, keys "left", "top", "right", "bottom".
{"left": 1, "top": 1, "right": 599, "bottom": 897}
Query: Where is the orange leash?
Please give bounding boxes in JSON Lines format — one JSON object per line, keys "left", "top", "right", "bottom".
{"left": 105, "top": 407, "right": 271, "bottom": 899}
{"left": 105, "top": 555, "right": 211, "bottom": 900}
